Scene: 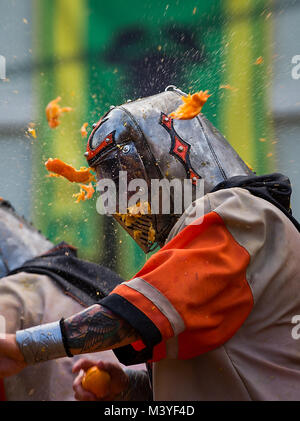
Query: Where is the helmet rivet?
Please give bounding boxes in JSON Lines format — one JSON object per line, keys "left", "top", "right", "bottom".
{"left": 192, "top": 176, "right": 198, "bottom": 182}
{"left": 92, "top": 123, "right": 97, "bottom": 129}
{"left": 105, "top": 137, "right": 111, "bottom": 143}
{"left": 123, "top": 145, "right": 130, "bottom": 154}
{"left": 84, "top": 152, "right": 89, "bottom": 157}
{"left": 177, "top": 146, "right": 184, "bottom": 152}
{"left": 164, "top": 117, "right": 169, "bottom": 122}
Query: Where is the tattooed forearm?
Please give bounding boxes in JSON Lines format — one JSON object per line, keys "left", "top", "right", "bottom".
{"left": 63, "top": 304, "right": 141, "bottom": 355}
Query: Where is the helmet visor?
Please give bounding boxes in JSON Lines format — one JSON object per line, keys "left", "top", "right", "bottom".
{"left": 94, "top": 141, "right": 158, "bottom": 252}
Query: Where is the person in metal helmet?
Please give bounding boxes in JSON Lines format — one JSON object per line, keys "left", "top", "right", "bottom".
{"left": 0, "top": 87, "right": 299, "bottom": 401}
{"left": 85, "top": 86, "right": 253, "bottom": 253}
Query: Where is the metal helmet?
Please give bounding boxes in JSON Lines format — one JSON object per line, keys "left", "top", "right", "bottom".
{"left": 0, "top": 199, "right": 53, "bottom": 277}
{"left": 86, "top": 86, "right": 252, "bottom": 253}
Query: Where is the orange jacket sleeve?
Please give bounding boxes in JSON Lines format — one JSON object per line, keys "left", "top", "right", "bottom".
{"left": 101, "top": 211, "right": 254, "bottom": 361}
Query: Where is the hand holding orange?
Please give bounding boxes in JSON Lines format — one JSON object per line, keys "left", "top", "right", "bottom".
{"left": 81, "top": 366, "right": 111, "bottom": 399}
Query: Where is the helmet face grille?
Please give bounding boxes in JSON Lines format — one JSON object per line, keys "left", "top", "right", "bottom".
{"left": 113, "top": 213, "right": 158, "bottom": 253}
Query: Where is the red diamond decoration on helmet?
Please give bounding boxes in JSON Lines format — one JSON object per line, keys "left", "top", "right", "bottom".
{"left": 189, "top": 170, "right": 201, "bottom": 186}
{"left": 173, "top": 136, "right": 189, "bottom": 162}
{"left": 161, "top": 114, "right": 172, "bottom": 130}
{"left": 159, "top": 112, "right": 201, "bottom": 183}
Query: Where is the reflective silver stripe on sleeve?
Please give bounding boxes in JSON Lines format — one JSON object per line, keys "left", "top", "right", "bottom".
{"left": 121, "top": 277, "right": 185, "bottom": 336}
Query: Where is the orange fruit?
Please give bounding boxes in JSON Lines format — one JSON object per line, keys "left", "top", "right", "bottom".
{"left": 81, "top": 366, "right": 111, "bottom": 399}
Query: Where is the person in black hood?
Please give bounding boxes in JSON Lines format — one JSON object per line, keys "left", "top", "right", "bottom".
{"left": 0, "top": 199, "right": 146, "bottom": 401}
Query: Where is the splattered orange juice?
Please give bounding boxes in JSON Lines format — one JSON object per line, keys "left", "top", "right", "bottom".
{"left": 45, "top": 96, "right": 72, "bottom": 128}
{"left": 73, "top": 183, "right": 95, "bottom": 203}
{"left": 45, "top": 158, "right": 95, "bottom": 184}
{"left": 169, "top": 90, "right": 211, "bottom": 120}
{"left": 80, "top": 122, "right": 89, "bottom": 138}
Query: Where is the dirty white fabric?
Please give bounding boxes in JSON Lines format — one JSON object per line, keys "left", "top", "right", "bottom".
{"left": 152, "top": 188, "right": 300, "bottom": 400}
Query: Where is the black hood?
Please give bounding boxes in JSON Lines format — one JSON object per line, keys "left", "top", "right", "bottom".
{"left": 212, "top": 173, "right": 300, "bottom": 233}
{"left": 8, "top": 242, "right": 124, "bottom": 307}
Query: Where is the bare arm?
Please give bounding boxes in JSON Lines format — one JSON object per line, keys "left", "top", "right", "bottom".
{"left": 63, "top": 304, "right": 141, "bottom": 355}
